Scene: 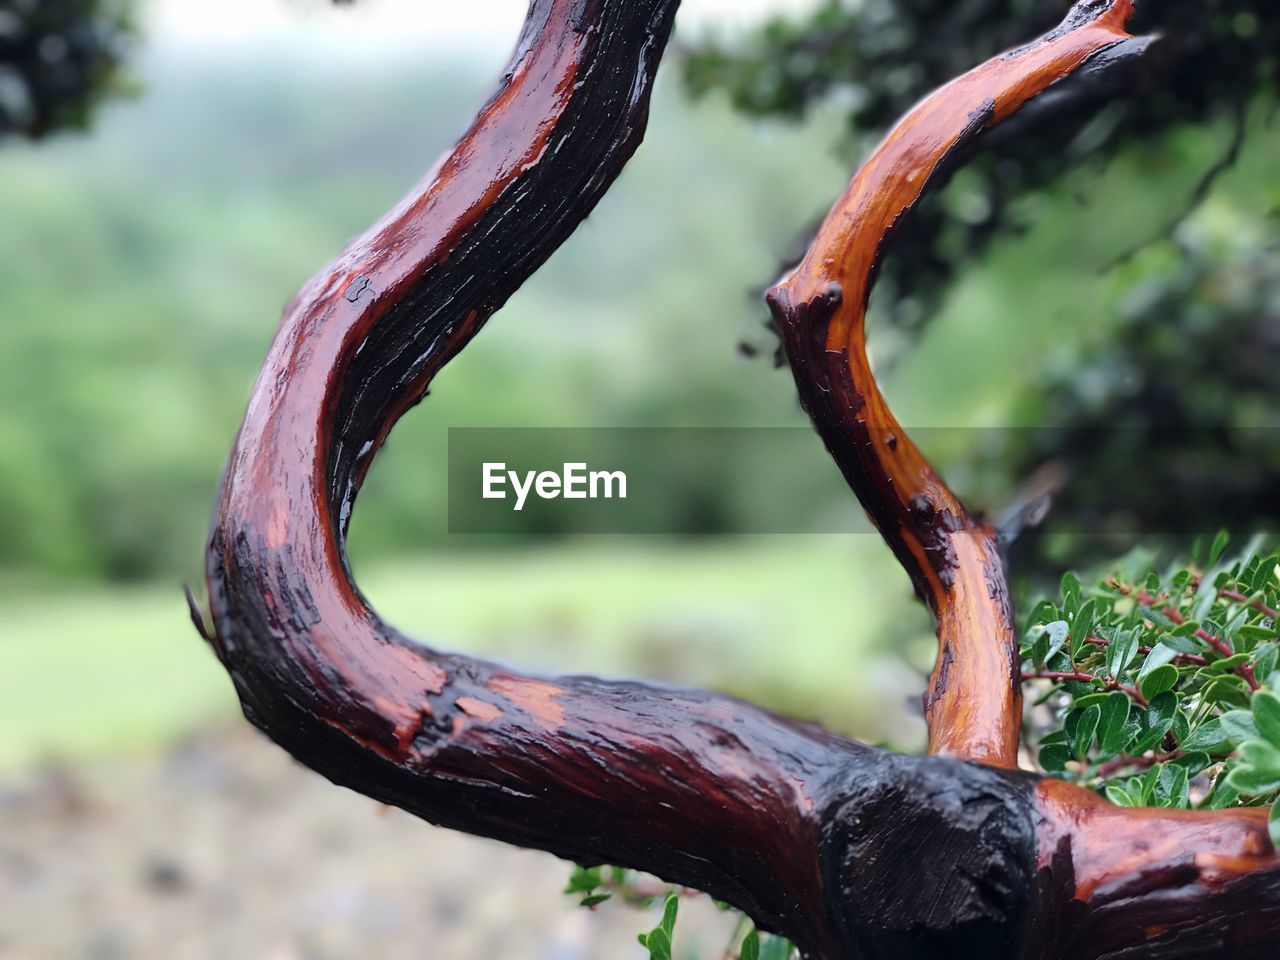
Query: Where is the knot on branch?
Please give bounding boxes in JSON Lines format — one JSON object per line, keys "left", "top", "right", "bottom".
{"left": 765, "top": 281, "right": 846, "bottom": 364}
{"left": 819, "top": 755, "right": 1037, "bottom": 958}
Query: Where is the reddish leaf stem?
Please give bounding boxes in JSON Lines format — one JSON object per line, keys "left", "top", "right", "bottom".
{"left": 1024, "top": 671, "right": 1149, "bottom": 708}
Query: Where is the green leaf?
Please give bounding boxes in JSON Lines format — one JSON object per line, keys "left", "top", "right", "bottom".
{"left": 1270, "top": 798, "right": 1280, "bottom": 847}
{"left": 1043, "top": 621, "right": 1070, "bottom": 662}
{"left": 1046, "top": 648, "right": 1073, "bottom": 673}
{"left": 1137, "top": 643, "right": 1179, "bottom": 678}
{"left": 1039, "top": 742, "right": 1071, "bottom": 773}
{"left": 1146, "top": 762, "right": 1167, "bottom": 808}
{"left": 1225, "top": 764, "right": 1280, "bottom": 797}
{"left": 1209, "top": 654, "right": 1251, "bottom": 673}
{"left": 1172, "top": 708, "right": 1191, "bottom": 745}
{"left": 741, "top": 930, "right": 761, "bottom": 960}
{"left": 760, "top": 936, "right": 795, "bottom": 960}
{"left": 1171, "top": 751, "right": 1211, "bottom": 778}
{"left": 1162, "top": 633, "right": 1202, "bottom": 654}
{"left": 580, "top": 893, "right": 612, "bottom": 908}
{"left": 1209, "top": 530, "right": 1230, "bottom": 566}
{"left": 1254, "top": 643, "right": 1279, "bottom": 682}
{"left": 1071, "top": 599, "right": 1100, "bottom": 657}
{"left": 564, "top": 865, "right": 603, "bottom": 895}
{"left": 1070, "top": 693, "right": 1111, "bottom": 711}
{"left": 1206, "top": 774, "right": 1242, "bottom": 810}
{"left": 641, "top": 927, "right": 672, "bottom": 960}
{"left": 1181, "top": 711, "right": 1259, "bottom": 754}
{"left": 1154, "top": 763, "right": 1190, "bottom": 808}
{"left": 1201, "top": 676, "right": 1252, "bottom": 708}
{"left": 1138, "top": 664, "right": 1178, "bottom": 701}
{"left": 1131, "top": 692, "right": 1177, "bottom": 753}
{"left": 1104, "top": 784, "right": 1136, "bottom": 806}
{"left": 1145, "top": 691, "right": 1178, "bottom": 730}
{"left": 1062, "top": 571, "right": 1081, "bottom": 609}
{"left": 638, "top": 894, "right": 679, "bottom": 960}
{"left": 1105, "top": 630, "right": 1140, "bottom": 677}
{"left": 1239, "top": 739, "right": 1280, "bottom": 774}
{"left": 1027, "top": 599, "right": 1058, "bottom": 627}
{"left": 1097, "top": 692, "right": 1133, "bottom": 757}
{"left": 1238, "top": 625, "right": 1278, "bottom": 643}
{"left": 1073, "top": 704, "right": 1101, "bottom": 760}
{"left": 659, "top": 893, "right": 679, "bottom": 938}
{"left": 1252, "top": 690, "right": 1280, "bottom": 747}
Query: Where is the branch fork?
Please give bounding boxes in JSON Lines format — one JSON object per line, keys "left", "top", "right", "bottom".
{"left": 203, "top": 1, "right": 1280, "bottom": 956}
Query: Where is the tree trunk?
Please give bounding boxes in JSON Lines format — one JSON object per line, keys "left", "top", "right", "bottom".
{"left": 200, "top": 1, "right": 1280, "bottom": 956}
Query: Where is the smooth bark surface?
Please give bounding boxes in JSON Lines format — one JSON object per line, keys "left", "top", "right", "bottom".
{"left": 203, "top": 1, "right": 1280, "bottom": 956}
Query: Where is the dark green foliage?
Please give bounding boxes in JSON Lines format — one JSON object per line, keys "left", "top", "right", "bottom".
{"left": 1005, "top": 216, "right": 1280, "bottom": 566}
{"left": 1023, "top": 536, "right": 1280, "bottom": 835}
{"left": 563, "top": 864, "right": 797, "bottom": 959}
{"left": 686, "top": 2, "right": 1280, "bottom": 572}
{"left": 0, "top": 0, "right": 134, "bottom": 139}
{"left": 684, "top": 1, "right": 1275, "bottom": 333}
{"left": 637, "top": 894, "right": 680, "bottom": 960}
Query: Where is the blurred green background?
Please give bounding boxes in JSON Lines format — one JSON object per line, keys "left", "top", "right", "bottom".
{"left": 2, "top": 0, "right": 1279, "bottom": 771}
{"left": 1, "top": 1, "right": 1278, "bottom": 956}
{"left": 0, "top": 0, "right": 923, "bottom": 778}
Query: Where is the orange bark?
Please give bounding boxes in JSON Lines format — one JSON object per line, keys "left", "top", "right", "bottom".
{"left": 768, "top": 1, "right": 1136, "bottom": 768}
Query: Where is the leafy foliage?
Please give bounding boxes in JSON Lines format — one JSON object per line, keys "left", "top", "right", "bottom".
{"left": 637, "top": 894, "right": 680, "bottom": 960}
{"left": 1002, "top": 208, "right": 1280, "bottom": 569}
{"left": 563, "top": 864, "right": 797, "bottom": 960}
{"left": 683, "top": 0, "right": 1276, "bottom": 335}
{"left": 0, "top": 0, "right": 135, "bottom": 140}
{"left": 686, "top": 1, "right": 1280, "bottom": 575}
{"left": 1023, "top": 537, "right": 1280, "bottom": 836}
{"left": 566, "top": 540, "right": 1280, "bottom": 954}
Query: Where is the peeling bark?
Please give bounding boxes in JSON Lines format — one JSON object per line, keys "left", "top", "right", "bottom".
{"left": 203, "top": 1, "right": 1280, "bottom": 956}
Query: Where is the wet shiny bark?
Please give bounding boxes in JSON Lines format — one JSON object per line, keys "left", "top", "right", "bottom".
{"left": 203, "top": 1, "right": 1280, "bottom": 956}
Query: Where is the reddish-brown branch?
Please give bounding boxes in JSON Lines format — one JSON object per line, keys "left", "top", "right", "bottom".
{"left": 1083, "top": 634, "right": 1210, "bottom": 666}
{"left": 1127, "top": 587, "right": 1261, "bottom": 690}
{"left": 201, "top": 2, "right": 857, "bottom": 952}
{"left": 201, "top": 0, "right": 1280, "bottom": 956}
{"left": 1221, "top": 588, "right": 1280, "bottom": 620}
{"left": 1094, "top": 749, "right": 1182, "bottom": 779}
{"left": 1024, "top": 670, "right": 1148, "bottom": 708}
{"left": 764, "top": 0, "right": 1151, "bottom": 769}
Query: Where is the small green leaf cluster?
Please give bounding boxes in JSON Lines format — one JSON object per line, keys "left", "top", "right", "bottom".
{"left": 738, "top": 927, "right": 795, "bottom": 960}
{"left": 563, "top": 864, "right": 625, "bottom": 909}
{"left": 1024, "top": 537, "right": 1280, "bottom": 838}
{"left": 563, "top": 865, "right": 797, "bottom": 959}
{"left": 637, "top": 895, "right": 680, "bottom": 960}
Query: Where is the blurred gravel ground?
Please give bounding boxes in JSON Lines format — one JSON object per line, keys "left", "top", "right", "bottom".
{"left": 0, "top": 727, "right": 738, "bottom": 960}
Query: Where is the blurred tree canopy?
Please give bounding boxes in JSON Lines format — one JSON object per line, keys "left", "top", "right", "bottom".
{"left": 4, "top": 2, "right": 1279, "bottom": 586}
{"left": 1003, "top": 202, "right": 1280, "bottom": 568}
{"left": 0, "top": 0, "right": 133, "bottom": 139}
{"left": 683, "top": 1, "right": 1280, "bottom": 568}
{"left": 683, "top": 1, "right": 1274, "bottom": 331}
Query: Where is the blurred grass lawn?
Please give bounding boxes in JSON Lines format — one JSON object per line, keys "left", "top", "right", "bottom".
{"left": 0, "top": 538, "right": 929, "bottom": 774}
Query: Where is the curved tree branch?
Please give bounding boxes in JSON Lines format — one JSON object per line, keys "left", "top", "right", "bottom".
{"left": 766, "top": 0, "right": 1143, "bottom": 770}
{"left": 204, "top": 0, "right": 857, "bottom": 951}
{"left": 204, "top": 0, "right": 1280, "bottom": 956}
